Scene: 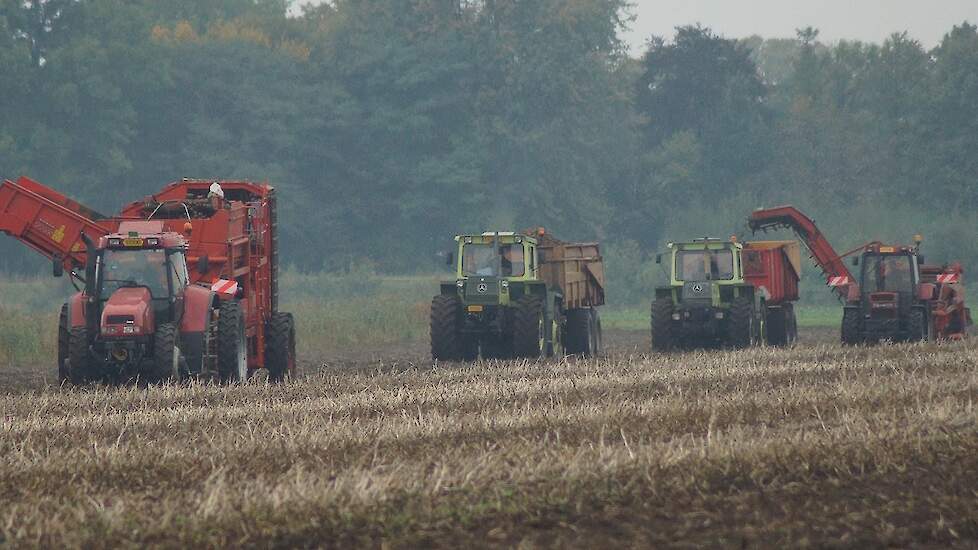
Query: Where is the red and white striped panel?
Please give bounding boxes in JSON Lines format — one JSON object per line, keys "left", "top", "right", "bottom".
{"left": 211, "top": 279, "right": 239, "bottom": 295}
{"left": 827, "top": 276, "right": 850, "bottom": 287}
{"left": 936, "top": 273, "right": 960, "bottom": 284}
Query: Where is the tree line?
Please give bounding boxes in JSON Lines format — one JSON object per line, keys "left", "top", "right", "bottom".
{"left": 1, "top": 1, "right": 976, "bottom": 302}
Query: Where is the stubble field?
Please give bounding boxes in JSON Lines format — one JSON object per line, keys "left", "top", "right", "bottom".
{"left": 2, "top": 328, "right": 977, "bottom": 548}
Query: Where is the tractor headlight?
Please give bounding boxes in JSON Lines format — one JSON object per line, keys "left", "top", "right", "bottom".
{"left": 715, "top": 312, "right": 725, "bottom": 320}
{"left": 456, "top": 280, "right": 465, "bottom": 288}
{"left": 123, "top": 326, "right": 136, "bottom": 334}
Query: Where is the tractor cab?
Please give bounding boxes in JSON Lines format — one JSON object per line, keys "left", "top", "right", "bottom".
{"left": 92, "top": 223, "right": 190, "bottom": 340}
{"left": 659, "top": 239, "right": 745, "bottom": 307}
{"left": 851, "top": 244, "right": 921, "bottom": 334}
{"left": 450, "top": 232, "right": 539, "bottom": 307}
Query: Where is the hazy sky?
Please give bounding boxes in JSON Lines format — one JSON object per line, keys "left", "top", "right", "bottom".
{"left": 623, "top": 1, "right": 977, "bottom": 53}
{"left": 289, "top": 1, "right": 977, "bottom": 53}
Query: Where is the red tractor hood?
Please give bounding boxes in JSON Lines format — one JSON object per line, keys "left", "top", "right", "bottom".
{"left": 101, "top": 287, "right": 155, "bottom": 337}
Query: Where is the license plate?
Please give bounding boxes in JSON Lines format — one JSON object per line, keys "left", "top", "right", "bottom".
{"left": 467, "top": 305, "right": 484, "bottom": 313}
{"left": 123, "top": 238, "right": 144, "bottom": 247}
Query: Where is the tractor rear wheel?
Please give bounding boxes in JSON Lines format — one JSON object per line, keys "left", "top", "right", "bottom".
{"left": 565, "top": 309, "right": 593, "bottom": 357}
{"left": 67, "top": 326, "right": 95, "bottom": 384}
{"left": 217, "top": 300, "right": 248, "bottom": 383}
{"left": 151, "top": 323, "right": 180, "bottom": 383}
{"left": 58, "top": 304, "right": 69, "bottom": 383}
{"left": 651, "top": 298, "right": 675, "bottom": 352}
{"left": 728, "top": 297, "right": 755, "bottom": 349}
{"left": 841, "top": 308, "right": 861, "bottom": 345}
{"left": 513, "top": 295, "right": 546, "bottom": 359}
{"left": 766, "top": 306, "right": 787, "bottom": 347}
{"left": 430, "top": 295, "right": 465, "bottom": 361}
{"left": 266, "top": 312, "right": 296, "bottom": 382}
{"left": 908, "top": 309, "right": 928, "bottom": 343}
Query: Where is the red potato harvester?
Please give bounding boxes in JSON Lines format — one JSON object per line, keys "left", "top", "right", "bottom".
{"left": 0, "top": 176, "right": 295, "bottom": 384}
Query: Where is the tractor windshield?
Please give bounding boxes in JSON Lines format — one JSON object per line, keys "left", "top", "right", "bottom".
{"left": 462, "top": 243, "right": 525, "bottom": 277}
{"left": 676, "top": 249, "right": 734, "bottom": 281}
{"left": 863, "top": 254, "right": 915, "bottom": 292}
{"left": 99, "top": 249, "right": 170, "bottom": 298}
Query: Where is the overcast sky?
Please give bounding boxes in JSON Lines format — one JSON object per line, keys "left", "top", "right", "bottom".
{"left": 622, "top": 0, "right": 977, "bottom": 53}
{"left": 290, "top": 1, "right": 977, "bottom": 53}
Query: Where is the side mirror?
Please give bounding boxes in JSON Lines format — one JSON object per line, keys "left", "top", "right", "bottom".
{"left": 655, "top": 254, "right": 662, "bottom": 265}
{"left": 52, "top": 258, "right": 64, "bottom": 278}
{"left": 851, "top": 256, "right": 859, "bottom": 267}
{"left": 446, "top": 252, "right": 454, "bottom": 266}
{"left": 198, "top": 255, "right": 210, "bottom": 274}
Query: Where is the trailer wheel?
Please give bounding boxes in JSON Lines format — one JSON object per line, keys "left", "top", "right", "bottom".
{"left": 217, "top": 300, "right": 248, "bottom": 383}
{"left": 565, "top": 309, "right": 592, "bottom": 357}
{"left": 841, "top": 308, "right": 861, "bottom": 345}
{"left": 151, "top": 323, "right": 180, "bottom": 383}
{"left": 651, "top": 298, "right": 675, "bottom": 352}
{"left": 430, "top": 295, "right": 464, "bottom": 361}
{"left": 67, "top": 326, "right": 95, "bottom": 384}
{"left": 513, "top": 295, "right": 546, "bottom": 358}
{"left": 58, "top": 304, "right": 69, "bottom": 383}
{"left": 728, "top": 297, "right": 755, "bottom": 349}
{"left": 908, "top": 309, "right": 928, "bottom": 343}
{"left": 591, "top": 309, "right": 603, "bottom": 357}
{"left": 785, "top": 303, "right": 798, "bottom": 345}
{"left": 766, "top": 306, "right": 787, "bottom": 347}
{"left": 266, "top": 312, "right": 296, "bottom": 382}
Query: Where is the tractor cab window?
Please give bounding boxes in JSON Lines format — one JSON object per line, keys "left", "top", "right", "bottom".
{"left": 462, "top": 243, "right": 525, "bottom": 277}
{"left": 100, "top": 249, "right": 170, "bottom": 299}
{"left": 864, "top": 254, "right": 914, "bottom": 292}
{"left": 676, "top": 249, "right": 734, "bottom": 281}
{"left": 500, "top": 245, "right": 525, "bottom": 277}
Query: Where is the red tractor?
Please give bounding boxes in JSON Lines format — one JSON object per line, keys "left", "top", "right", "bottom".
{"left": 749, "top": 206, "right": 971, "bottom": 343}
{"left": 0, "top": 176, "right": 296, "bottom": 383}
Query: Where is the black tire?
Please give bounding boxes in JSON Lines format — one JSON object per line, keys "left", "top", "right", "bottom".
{"left": 513, "top": 295, "right": 545, "bottom": 358}
{"left": 266, "top": 312, "right": 296, "bottom": 382}
{"left": 151, "top": 323, "right": 179, "bottom": 383}
{"left": 565, "top": 309, "right": 593, "bottom": 357}
{"left": 766, "top": 306, "right": 787, "bottom": 347}
{"left": 728, "top": 297, "right": 755, "bottom": 349}
{"left": 841, "top": 308, "right": 861, "bottom": 345}
{"left": 217, "top": 300, "right": 248, "bottom": 383}
{"left": 651, "top": 298, "right": 675, "bottom": 352}
{"left": 67, "top": 326, "right": 95, "bottom": 384}
{"left": 785, "top": 303, "right": 798, "bottom": 345}
{"left": 591, "top": 309, "right": 603, "bottom": 357}
{"left": 430, "top": 295, "right": 464, "bottom": 361}
{"left": 908, "top": 308, "right": 928, "bottom": 343}
{"left": 58, "top": 304, "right": 69, "bottom": 383}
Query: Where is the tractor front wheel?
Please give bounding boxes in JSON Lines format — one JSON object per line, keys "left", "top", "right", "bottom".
{"left": 430, "top": 295, "right": 464, "bottom": 361}
{"left": 151, "top": 323, "right": 180, "bottom": 383}
{"left": 67, "top": 326, "right": 95, "bottom": 384}
{"left": 728, "top": 297, "right": 755, "bottom": 349}
{"left": 908, "top": 309, "right": 928, "bottom": 343}
{"left": 651, "top": 298, "right": 675, "bottom": 352}
{"left": 58, "top": 304, "right": 69, "bottom": 383}
{"left": 841, "top": 308, "right": 861, "bottom": 345}
{"left": 513, "top": 295, "right": 546, "bottom": 359}
{"left": 266, "top": 312, "right": 297, "bottom": 382}
{"left": 217, "top": 300, "right": 248, "bottom": 383}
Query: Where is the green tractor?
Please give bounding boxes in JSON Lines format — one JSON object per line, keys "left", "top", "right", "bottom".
{"left": 650, "top": 238, "right": 800, "bottom": 351}
{"left": 432, "top": 230, "right": 605, "bottom": 361}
